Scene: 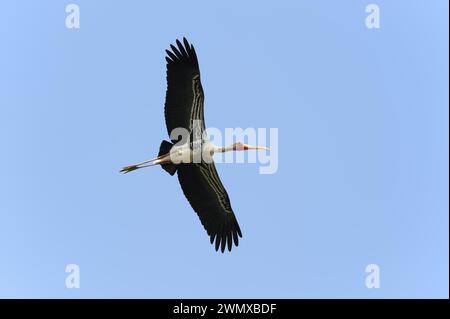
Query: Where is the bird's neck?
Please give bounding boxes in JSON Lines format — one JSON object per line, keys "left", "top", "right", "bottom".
{"left": 217, "top": 144, "right": 235, "bottom": 153}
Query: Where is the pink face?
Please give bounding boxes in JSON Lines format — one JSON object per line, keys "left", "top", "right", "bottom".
{"left": 232, "top": 142, "right": 246, "bottom": 151}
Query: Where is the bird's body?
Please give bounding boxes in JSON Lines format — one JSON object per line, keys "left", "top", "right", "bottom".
{"left": 121, "top": 38, "right": 268, "bottom": 252}
{"left": 166, "top": 139, "right": 216, "bottom": 165}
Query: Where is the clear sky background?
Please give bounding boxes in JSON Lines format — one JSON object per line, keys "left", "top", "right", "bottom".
{"left": 0, "top": 0, "right": 448, "bottom": 298}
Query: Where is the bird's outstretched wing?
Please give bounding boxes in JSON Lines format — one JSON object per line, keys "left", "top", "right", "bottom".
{"left": 177, "top": 163, "right": 243, "bottom": 252}
{"left": 164, "top": 38, "right": 205, "bottom": 143}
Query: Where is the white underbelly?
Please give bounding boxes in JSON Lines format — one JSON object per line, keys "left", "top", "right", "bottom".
{"left": 169, "top": 140, "right": 215, "bottom": 164}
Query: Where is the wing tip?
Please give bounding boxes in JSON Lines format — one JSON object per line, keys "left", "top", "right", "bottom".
{"left": 211, "top": 214, "right": 242, "bottom": 253}
{"left": 165, "top": 37, "right": 198, "bottom": 66}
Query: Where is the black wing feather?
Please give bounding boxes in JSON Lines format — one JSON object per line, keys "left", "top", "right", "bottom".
{"left": 164, "top": 38, "right": 204, "bottom": 143}
{"left": 177, "top": 163, "right": 242, "bottom": 253}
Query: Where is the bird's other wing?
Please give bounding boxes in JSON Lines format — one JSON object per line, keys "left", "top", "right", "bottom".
{"left": 177, "top": 163, "right": 242, "bottom": 252}
{"left": 164, "top": 38, "right": 205, "bottom": 144}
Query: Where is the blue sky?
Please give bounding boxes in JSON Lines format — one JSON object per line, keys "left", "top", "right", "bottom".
{"left": 0, "top": 0, "right": 448, "bottom": 298}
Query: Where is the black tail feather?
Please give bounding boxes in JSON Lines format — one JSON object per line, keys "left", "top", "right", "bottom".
{"left": 158, "top": 140, "right": 173, "bottom": 156}
{"left": 159, "top": 140, "right": 177, "bottom": 176}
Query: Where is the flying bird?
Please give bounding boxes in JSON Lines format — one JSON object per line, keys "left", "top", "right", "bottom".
{"left": 121, "top": 38, "right": 269, "bottom": 252}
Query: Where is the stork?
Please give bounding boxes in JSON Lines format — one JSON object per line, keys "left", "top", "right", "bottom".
{"left": 121, "top": 38, "right": 269, "bottom": 252}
